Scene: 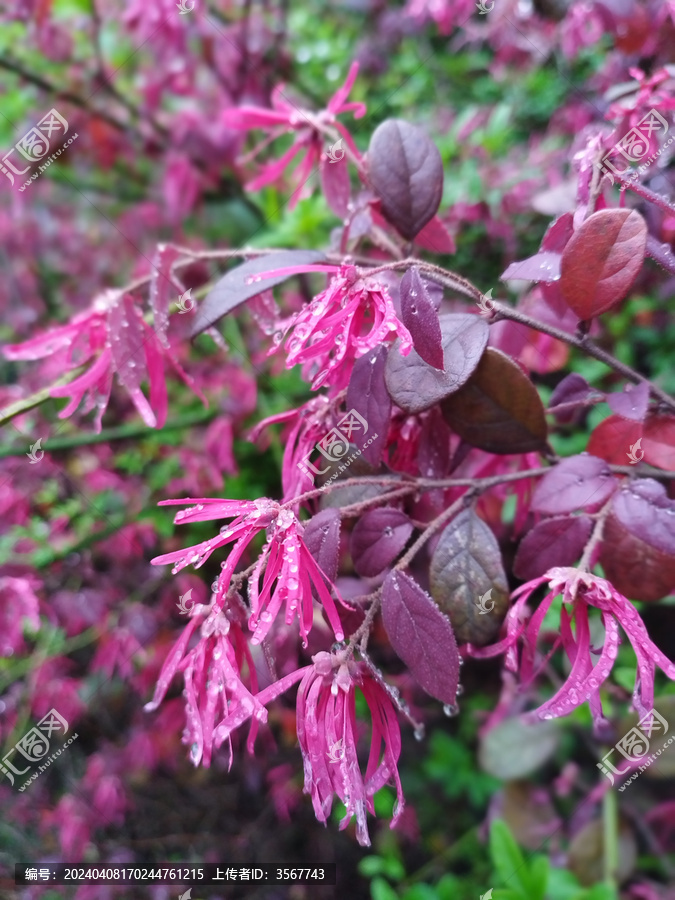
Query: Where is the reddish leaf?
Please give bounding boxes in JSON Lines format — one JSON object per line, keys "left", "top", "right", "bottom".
{"left": 190, "top": 249, "right": 326, "bottom": 336}
{"left": 643, "top": 415, "right": 675, "bottom": 470}
{"left": 541, "top": 212, "right": 574, "bottom": 253}
{"left": 600, "top": 479, "right": 675, "bottom": 601}
{"left": 429, "top": 508, "right": 509, "bottom": 646}
{"left": 368, "top": 119, "right": 444, "bottom": 240}
{"left": 149, "top": 244, "right": 181, "bottom": 346}
{"left": 399, "top": 266, "right": 444, "bottom": 370}
{"left": 345, "top": 345, "right": 391, "bottom": 467}
{"left": 513, "top": 515, "right": 593, "bottom": 581}
{"left": 532, "top": 454, "right": 617, "bottom": 515}
{"left": 320, "top": 153, "right": 350, "bottom": 218}
{"left": 587, "top": 415, "right": 643, "bottom": 465}
{"left": 440, "top": 347, "right": 548, "bottom": 454}
{"left": 559, "top": 208, "right": 648, "bottom": 319}
{"left": 350, "top": 508, "right": 413, "bottom": 577}
{"left": 606, "top": 382, "right": 650, "bottom": 422}
{"left": 385, "top": 313, "right": 488, "bottom": 414}
{"left": 413, "top": 214, "right": 456, "bottom": 254}
{"left": 303, "top": 508, "right": 341, "bottom": 582}
{"left": 381, "top": 571, "right": 459, "bottom": 704}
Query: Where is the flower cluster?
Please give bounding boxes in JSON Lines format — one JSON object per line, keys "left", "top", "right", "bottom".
{"left": 468, "top": 568, "right": 675, "bottom": 726}
{"left": 3, "top": 290, "right": 205, "bottom": 431}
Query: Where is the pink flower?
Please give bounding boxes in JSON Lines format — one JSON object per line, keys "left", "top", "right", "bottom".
{"left": 3, "top": 291, "right": 205, "bottom": 432}
{"left": 468, "top": 568, "right": 675, "bottom": 725}
{"left": 261, "top": 264, "right": 412, "bottom": 391}
{"left": 222, "top": 62, "right": 365, "bottom": 208}
{"left": 215, "top": 648, "right": 404, "bottom": 846}
{"left": 151, "top": 497, "right": 345, "bottom": 646}
{"left": 248, "top": 508, "right": 345, "bottom": 647}
{"left": 144, "top": 602, "right": 264, "bottom": 768}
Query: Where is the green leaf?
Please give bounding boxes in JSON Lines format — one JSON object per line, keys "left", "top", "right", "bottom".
{"left": 544, "top": 867, "right": 585, "bottom": 900}
{"left": 359, "top": 856, "right": 388, "bottom": 878}
{"left": 371, "top": 877, "right": 400, "bottom": 900}
{"left": 582, "top": 884, "right": 618, "bottom": 900}
{"left": 527, "top": 855, "right": 549, "bottom": 900}
{"left": 489, "top": 820, "right": 529, "bottom": 896}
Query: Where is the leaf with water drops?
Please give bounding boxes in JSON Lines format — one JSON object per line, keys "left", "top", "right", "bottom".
{"left": 429, "top": 508, "right": 509, "bottom": 646}
{"left": 399, "top": 266, "right": 444, "bottom": 370}
{"left": 385, "top": 313, "right": 489, "bottom": 414}
{"left": 303, "top": 508, "right": 341, "bottom": 582}
{"left": 600, "top": 478, "right": 675, "bottom": 602}
{"left": 368, "top": 119, "right": 444, "bottom": 240}
{"left": 350, "top": 508, "right": 413, "bottom": 577}
{"left": 559, "top": 208, "right": 648, "bottom": 319}
{"left": 381, "top": 570, "right": 460, "bottom": 704}
{"left": 440, "top": 348, "right": 548, "bottom": 454}
{"left": 149, "top": 244, "right": 181, "bottom": 347}
{"left": 606, "top": 382, "right": 650, "bottom": 422}
{"left": 514, "top": 515, "right": 593, "bottom": 581}
{"left": 345, "top": 345, "right": 391, "bottom": 466}
{"left": 531, "top": 454, "right": 616, "bottom": 515}
{"left": 190, "top": 249, "right": 326, "bottom": 336}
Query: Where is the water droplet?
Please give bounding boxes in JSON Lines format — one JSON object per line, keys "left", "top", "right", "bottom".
{"left": 443, "top": 703, "right": 460, "bottom": 717}
{"left": 414, "top": 726, "right": 425, "bottom": 741}
{"left": 261, "top": 611, "right": 273, "bottom": 623}
{"left": 383, "top": 526, "right": 393, "bottom": 538}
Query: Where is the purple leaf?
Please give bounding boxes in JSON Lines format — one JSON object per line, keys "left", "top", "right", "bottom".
{"left": 385, "top": 313, "right": 489, "bottom": 414}
{"left": 532, "top": 454, "right": 617, "bottom": 515}
{"left": 610, "top": 478, "right": 675, "bottom": 556}
{"left": 501, "top": 250, "right": 562, "bottom": 284}
{"left": 417, "top": 407, "right": 452, "bottom": 478}
{"left": 513, "top": 515, "right": 593, "bottom": 581}
{"left": 350, "top": 508, "right": 413, "bottom": 577}
{"left": 368, "top": 119, "right": 444, "bottom": 240}
{"left": 190, "top": 249, "right": 326, "bottom": 337}
{"left": 429, "top": 508, "right": 509, "bottom": 646}
{"left": 345, "top": 345, "right": 391, "bottom": 466}
{"left": 320, "top": 153, "right": 350, "bottom": 218}
{"left": 303, "top": 508, "right": 341, "bottom": 582}
{"left": 549, "top": 373, "right": 601, "bottom": 424}
{"left": 381, "top": 571, "right": 459, "bottom": 704}
{"left": 606, "top": 382, "right": 650, "bottom": 422}
{"left": 549, "top": 373, "right": 596, "bottom": 409}
{"left": 399, "top": 266, "right": 444, "bottom": 370}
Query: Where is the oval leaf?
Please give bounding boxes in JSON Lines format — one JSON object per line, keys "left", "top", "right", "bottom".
{"left": 587, "top": 414, "right": 643, "bottom": 465}
{"left": 190, "top": 249, "right": 326, "bottom": 336}
{"left": 559, "top": 208, "right": 647, "bottom": 319}
{"left": 531, "top": 453, "right": 617, "bottom": 515}
{"left": 320, "top": 153, "right": 351, "bottom": 218}
{"left": 385, "top": 313, "right": 489, "bottom": 414}
{"left": 381, "top": 570, "right": 459, "bottom": 704}
{"left": 429, "top": 508, "right": 509, "bottom": 646}
{"left": 599, "top": 478, "right": 675, "bottom": 602}
{"left": 440, "top": 347, "right": 548, "bottom": 454}
{"left": 399, "top": 266, "right": 444, "bottom": 369}
{"left": 350, "top": 508, "right": 413, "bottom": 577}
{"left": 479, "top": 717, "right": 560, "bottom": 780}
{"left": 345, "top": 345, "right": 391, "bottom": 466}
{"left": 303, "top": 508, "right": 341, "bottom": 582}
{"left": 368, "top": 119, "right": 443, "bottom": 240}
{"left": 513, "top": 515, "right": 593, "bottom": 581}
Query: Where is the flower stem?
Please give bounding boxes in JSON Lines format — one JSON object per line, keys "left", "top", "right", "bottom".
{"left": 603, "top": 784, "right": 619, "bottom": 890}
